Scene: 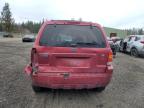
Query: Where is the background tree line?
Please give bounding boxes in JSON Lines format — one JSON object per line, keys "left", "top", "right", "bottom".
{"left": 126, "top": 28, "right": 144, "bottom": 35}
{"left": 0, "top": 2, "right": 144, "bottom": 34}
{"left": 0, "top": 3, "right": 43, "bottom": 33}
{"left": 12, "top": 21, "right": 43, "bottom": 33}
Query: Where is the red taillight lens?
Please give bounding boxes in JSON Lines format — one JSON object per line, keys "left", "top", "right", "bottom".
{"left": 31, "top": 48, "right": 39, "bottom": 74}
{"left": 31, "top": 48, "right": 37, "bottom": 62}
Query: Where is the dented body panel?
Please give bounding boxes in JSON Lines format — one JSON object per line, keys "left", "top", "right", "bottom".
{"left": 24, "top": 20, "right": 113, "bottom": 89}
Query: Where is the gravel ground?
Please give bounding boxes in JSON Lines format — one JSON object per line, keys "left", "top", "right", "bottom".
{"left": 0, "top": 38, "right": 144, "bottom": 108}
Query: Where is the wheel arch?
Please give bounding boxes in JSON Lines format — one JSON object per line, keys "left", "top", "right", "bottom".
{"left": 130, "top": 46, "right": 137, "bottom": 51}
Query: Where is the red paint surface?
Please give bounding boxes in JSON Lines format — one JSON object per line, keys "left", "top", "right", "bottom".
{"left": 24, "top": 20, "right": 113, "bottom": 89}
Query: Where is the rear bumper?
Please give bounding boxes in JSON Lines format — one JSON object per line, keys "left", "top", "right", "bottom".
{"left": 30, "top": 68, "right": 113, "bottom": 89}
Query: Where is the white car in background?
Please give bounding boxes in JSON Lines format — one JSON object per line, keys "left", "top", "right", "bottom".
{"left": 126, "top": 35, "right": 144, "bottom": 57}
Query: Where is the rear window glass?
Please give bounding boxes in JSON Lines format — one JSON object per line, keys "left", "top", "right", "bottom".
{"left": 39, "top": 24, "right": 106, "bottom": 48}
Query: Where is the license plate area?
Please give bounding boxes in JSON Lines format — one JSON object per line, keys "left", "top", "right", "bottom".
{"left": 55, "top": 57, "right": 91, "bottom": 67}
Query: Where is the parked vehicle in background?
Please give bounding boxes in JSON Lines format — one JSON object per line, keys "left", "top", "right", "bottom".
{"left": 22, "top": 34, "right": 35, "bottom": 42}
{"left": 107, "top": 37, "right": 117, "bottom": 57}
{"left": 115, "top": 38, "right": 123, "bottom": 51}
{"left": 25, "top": 20, "right": 113, "bottom": 92}
{"left": 111, "top": 37, "right": 121, "bottom": 43}
{"left": 3, "top": 33, "right": 13, "bottom": 38}
{"left": 126, "top": 35, "right": 144, "bottom": 57}
{"left": 119, "top": 37, "right": 129, "bottom": 52}
{"left": 120, "top": 35, "right": 144, "bottom": 57}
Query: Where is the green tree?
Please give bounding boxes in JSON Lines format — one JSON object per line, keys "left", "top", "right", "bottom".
{"left": 138, "top": 29, "right": 143, "bottom": 35}
{"left": 21, "top": 21, "right": 42, "bottom": 33}
{"left": 1, "top": 3, "right": 14, "bottom": 32}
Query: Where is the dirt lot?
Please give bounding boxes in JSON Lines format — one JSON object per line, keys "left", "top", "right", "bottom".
{"left": 0, "top": 38, "right": 144, "bottom": 108}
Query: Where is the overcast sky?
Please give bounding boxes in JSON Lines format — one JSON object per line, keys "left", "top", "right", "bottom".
{"left": 0, "top": 0, "right": 144, "bottom": 29}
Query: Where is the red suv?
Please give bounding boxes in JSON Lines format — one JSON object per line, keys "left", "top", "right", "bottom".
{"left": 25, "top": 20, "right": 113, "bottom": 92}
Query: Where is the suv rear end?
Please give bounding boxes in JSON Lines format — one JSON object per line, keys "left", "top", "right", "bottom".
{"left": 25, "top": 20, "right": 113, "bottom": 92}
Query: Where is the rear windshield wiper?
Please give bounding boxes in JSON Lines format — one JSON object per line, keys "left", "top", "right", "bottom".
{"left": 76, "top": 42, "right": 100, "bottom": 46}
{"left": 40, "top": 41, "right": 101, "bottom": 47}
{"left": 54, "top": 41, "right": 77, "bottom": 47}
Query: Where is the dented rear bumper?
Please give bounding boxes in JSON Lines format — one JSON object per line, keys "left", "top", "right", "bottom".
{"left": 24, "top": 64, "right": 113, "bottom": 89}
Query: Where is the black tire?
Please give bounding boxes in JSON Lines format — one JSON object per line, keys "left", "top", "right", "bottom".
{"left": 22, "top": 40, "right": 25, "bottom": 42}
{"left": 131, "top": 48, "right": 139, "bottom": 57}
{"left": 32, "top": 85, "right": 42, "bottom": 92}
{"left": 93, "top": 87, "right": 106, "bottom": 92}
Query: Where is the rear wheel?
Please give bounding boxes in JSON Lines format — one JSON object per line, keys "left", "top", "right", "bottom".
{"left": 32, "top": 85, "right": 42, "bottom": 92}
{"left": 131, "top": 48, "right": 139, "bottom": 57}
{"left": 93, "top": 87, "right": 106, "bottom": 92}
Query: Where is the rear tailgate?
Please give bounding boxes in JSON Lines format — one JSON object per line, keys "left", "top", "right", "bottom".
{"left": 37, "top": 47, "right": 109, "bottom": 73}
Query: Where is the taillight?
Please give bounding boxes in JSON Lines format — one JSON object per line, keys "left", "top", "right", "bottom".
{"left": 140, "top": 41, "right": 144, "bottom": 44}
{"left": 31, "top": 48, "right": 37, "bottom": 62}
{"left": 107, "top": 51, "right": 113, "bottom": 66}
{"left": 31, "top": 48, "right": 39, "bottom": 74}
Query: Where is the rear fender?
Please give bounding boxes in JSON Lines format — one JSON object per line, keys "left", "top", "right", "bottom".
{"left": 24, "top": 63, "right": 32, "bottom": 76}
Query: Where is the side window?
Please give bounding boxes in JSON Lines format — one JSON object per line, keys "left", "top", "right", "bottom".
{"left": 128, "top": 37, "right": 132, "bottom": 41}
{"left": 135, "top": 37, "right": 140, "bottom": 41}
{"left": 128, "top": 37, "right": 135, "bottom": 42}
